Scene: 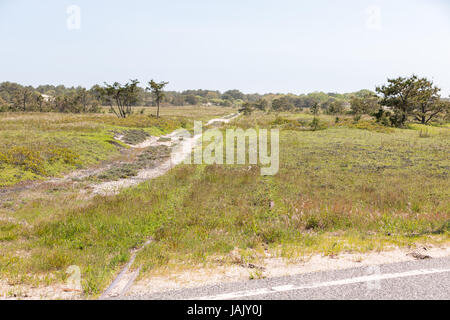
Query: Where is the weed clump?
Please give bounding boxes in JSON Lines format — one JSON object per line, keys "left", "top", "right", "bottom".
{"left": 120, "top": 130, "right": 151, "bottom": 145}
{"left": 137, "top": 146, "right": 171, "bottom": 167}
{"left": 97, "top": 164, "right": 139, "bottom": 180}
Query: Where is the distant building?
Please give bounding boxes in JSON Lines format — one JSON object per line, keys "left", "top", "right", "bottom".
{"left": 41, "top": 94, "right": 53, "bottom": 102}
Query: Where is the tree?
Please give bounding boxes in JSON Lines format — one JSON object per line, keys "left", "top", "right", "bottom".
{"left": 36, "top": 94, "right": 44, "bottom": 112}
{"left": 376, "top": 75, "right": 419, "bottom": 126}
{"left": 350, "top": 92, "right": 379, "bottom": 116}
{"left": 101, "top": 80, "right": 140, "bottom": 118}
{"left": 0, "top": 96, "right": 8, "bottom": 112}
{"left": 184, "top": 94, "right": 199, "bottom": 105}
{"left": 239, "top": 102, "right": 254, "bottom": 115}
{"left": 415, "top": 99, "right": 450, "bottom": 124}
{"left": 222, "top": 89, "right": 245, "bottom": 101}
{"left": 271, "top": 96, "right": 293, "bottom": 111}
{"left": 73, "top": 87, "right": 100, "bottom": 113}
{"left": 376, "top": 75, "right": 443, "bottom": 127}
{"left": 326, "top": 100, "right": 345, "bottom": 115}
{"left": 254, "top": 98, "right": 268, "bottom": 111}
{"left": 310, "top": 102, "right": 320, "bottom": 116}
{"left": 411, "top": 78, "right": 445, "bottom": 124}
{"left": 14, "top": 87, "right": 35, "bottom": 111}
{"left": 147, "top": 80, "right": 169, "bottom": 119}
{"left": 308, "top": 101, "right": 321, "bottom": 130}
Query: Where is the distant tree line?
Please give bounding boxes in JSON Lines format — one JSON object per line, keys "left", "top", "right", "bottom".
{"left": 0, "top": 82, "right": 102, "bottom": 113}
{"left": 0, "top": 81, "right": 357, "bottom": 114}
{"left": 1, "top": 75, "right": 448, "bottom": 125}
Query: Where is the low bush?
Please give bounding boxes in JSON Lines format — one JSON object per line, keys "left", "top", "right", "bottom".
{"left": 120, "top": 130, "right": 151, "bottom": 145}
{"left": 336, "top": 119, "right": 393, "bottom": 133}
{"left": 0, "top": 146, "right": 81, "bottom": 176}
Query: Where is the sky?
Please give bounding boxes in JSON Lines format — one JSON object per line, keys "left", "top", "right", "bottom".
{"left": 1, "top": 0, "right": 450, "bottom": 95}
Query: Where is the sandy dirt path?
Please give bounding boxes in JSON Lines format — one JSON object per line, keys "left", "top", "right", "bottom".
{"left": 91, "top": 113, "right": 240, "bottom": 196}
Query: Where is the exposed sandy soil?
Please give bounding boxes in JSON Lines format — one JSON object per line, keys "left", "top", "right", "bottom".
{"left": 91, "top": 131, "right": 201, "bottom": 196}
{"left": 0, "top": 279, "right": 83, "bottom": 300}
{"left": 1, "top": 243, "right": 447, "bottom": 300}
{"left": 91, "top": 113, "right": 240, "bottom": 195}
{"left": 125, "top": 244, "right": 450, "bottom": 297}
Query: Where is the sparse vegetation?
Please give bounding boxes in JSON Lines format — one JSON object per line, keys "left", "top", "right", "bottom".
{"left": 0, "top": 109, "right": 448, "bottom": 297}
{"left": 96, "top": 164, "right": 140, "bottom": 181}
{"left": 0, "top": 108, "right": 231, "bottom": 187}
{"left": 119, "top": 129, "right": 151, "bottom": 145}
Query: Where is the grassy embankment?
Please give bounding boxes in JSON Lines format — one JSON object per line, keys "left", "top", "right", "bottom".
{"left": 0, "top": 110, "right": 448, "bottom": 297}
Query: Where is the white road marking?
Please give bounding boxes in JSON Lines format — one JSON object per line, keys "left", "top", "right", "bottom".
{"left": 194, "top": 268, "right": 450, "bottom": 300}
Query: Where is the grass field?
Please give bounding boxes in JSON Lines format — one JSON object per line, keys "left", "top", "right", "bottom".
{"left": 0, "top": 107, "right": 234, "bottom": 187}
{"left": 0, "top": 108, "right": 448, "bottom": 297}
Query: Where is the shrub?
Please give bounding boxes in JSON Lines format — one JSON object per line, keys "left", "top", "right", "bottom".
{"left": 373, "top": 108, "right": 392, "bottom": 126}
{"left": 47, "top": 147, "right": 81, "bottom": 166}
{"left": 239, "top": 102, "right": 254, "bottom": 116}
{"left": 97, "top": 164, "right": 139, "bottom": 181}
{"left": 353, "top": 115, "right": 362, "bottom": 123}
{"left": 0, "top": 104, "right": 10, "bottom": 112}
{"left": 120, "top": 129, "right": 151, "bottom": 145}
{"left": 336, "top": 119, "right": 393, "bottom": 133}
{"left": 0, "top": 146, "right": 81, "bottom": 176}
{"left": 2, "top": 146, "right": 46, "bottom": 175}
{"left": 309, "top": 118, "right": 328, "bottom": 131}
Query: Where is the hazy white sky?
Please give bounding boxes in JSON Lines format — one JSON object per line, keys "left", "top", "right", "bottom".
{"left": 1, "top": 0, "right": 449, "bottom": 95}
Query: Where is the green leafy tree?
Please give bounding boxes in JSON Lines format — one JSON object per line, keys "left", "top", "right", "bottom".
{"left": 14, "top": 86, "right": 35, "bottom": 111}
{"left": 0, "top": 96, "right": 8, "bottom": 112}
{"left": 411, "top": 78, "right": 446, "bottom": 124}
{"left": 350, "top": 93, "right": 379, "bottom": 116}
{"left": 147, "top": 80, "right": 169, "bottom": 119}
{"left": 272, "top": 96, "right": 294, "bottom": 111}
{"left": 254, "top": 98, "right": 268, "bottom": 111}
{"left": 376, "top": 75, "right": 444, "bottom": 127}
{"left": 310, "top": 102, "right": 320, "bottom": 116}
{"left": 36, "top": 94, "right": 44, "bottom": 112}
{"left": 184, "top": 94, "right": 198, "bottom": 105}
{"left": 376, "top": 75, "right": 419, "bottom": 126}
{"left": 101, "top": 80, "right": 140, "bottom": 118}
{"left": 239, "top": 102, "right": 254, "bottom": 115}
{"left": 222, "top": 89, "right": 245, "bottom": 101}
{"left": 326, "top": 100, "right": 345, "bottom": 115}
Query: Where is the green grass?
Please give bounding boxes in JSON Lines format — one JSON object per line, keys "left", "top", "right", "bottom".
{"left": 0, "top": 110, "right": 448, "bottom": 297}
{"left": 0, "top": 129, "right": 119, "bottom": 186}
{"left": 0, "top": 109, "right": 229, "bottom": 186}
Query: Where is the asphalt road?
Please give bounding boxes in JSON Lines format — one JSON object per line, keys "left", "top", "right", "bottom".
{"left": 126, "top": 257, "right": 450, "bottom": 300}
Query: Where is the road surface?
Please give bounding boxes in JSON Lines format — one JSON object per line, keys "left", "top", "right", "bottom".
{"left": 124, "top": 256, "right": 450, "bottom": 300}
